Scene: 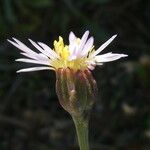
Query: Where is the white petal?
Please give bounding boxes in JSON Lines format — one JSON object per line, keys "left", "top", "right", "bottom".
{"left": 95, "top": 53, "right": 128, "bottom": 63}
{"left": 29, "top": 39, "right": 56, "bottom": 59}
{"left": 88, "top": 65, "right": 95, "bottom": 70}
{"left": 68, "top": 54, "right": 77, "bottom": 61}
{"left": 69, "top": 42, "right": 76, "bottom": 54}
{"left": 37, "top": 42, "right": 60, "bottom": 59}
{"left": 69, "top": 31, "right": 76, "bottom": 44}
{"left": 16, "top": 58, "right": 50, "bottom": 66}
{"left": 20, "top": 52, "right": 49, "bottom": 61}
{"left": 96, "top": 63, "right": 103, "bottom": 65}
{"left": 37, "top": 53, "right": 49, "bottom": 60}
{"left": 80, "top": 37, "right": 94, "bottom": 56}
{"left": 20, "top": 52, "right": 38, "bottom": 60}
{"left": 28, "top": 39, "right": 45, "bottom": 53}
{"left": 93, "top": 34, "right": 117, "bottom": 56}
{"left": 8, "top": 38, "right": 38, "bottom": 59}
{"left": 96, "top": 52, "right": 112, "bottom": 57}
{"left": 68, "top": 32, "right": 77, "bottom": 56}
{"left": 17, "top": 66, "right": 54, "bottom": 73}
{"left": 77, "top": 30, "right": 89, "bottom": 54}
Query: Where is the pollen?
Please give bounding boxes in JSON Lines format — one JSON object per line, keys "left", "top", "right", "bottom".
{"left": 76, "top": 38, "right": 80, "bottom": 45}
{"left": 53, "top": 36, "right": 70, "bottom": 60}
{"left": 52, "top": 36, "right": 92, "bottom": 71}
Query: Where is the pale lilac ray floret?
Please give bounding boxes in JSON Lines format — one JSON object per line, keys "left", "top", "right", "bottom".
{"left": 7, "top": 30, "right": 128, "bottom": 73}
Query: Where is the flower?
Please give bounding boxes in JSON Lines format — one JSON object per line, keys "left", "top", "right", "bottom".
{"left": 8, "top": 31, "right": 128, "bottom": 149}
{"left": 8, "top": 30, "right": 127, "bottom": 73}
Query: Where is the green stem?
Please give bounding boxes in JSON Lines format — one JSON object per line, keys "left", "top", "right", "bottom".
{"left": 72, "top": 116, "right": 89, "bottom": 150}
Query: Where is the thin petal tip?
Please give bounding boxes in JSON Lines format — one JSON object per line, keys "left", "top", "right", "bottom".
{"left": 70, "top": 31, "right": 74, "bottom": 34}
{"left": 85, "top": 30, "right": 89, "bottom": 34}
{"left": 16, "top": 70, "right": 22, "bottom": 73}
{"left": 12, "top": 37, "right": 17, "bottom": 41}
{"left": 7, "top": 39, "right": 11, "bottom": 42}
{"left": 7, "top": 38, "right": 15, "bottom": 42}
{"left": 122, "top": 54, "right": 128, "bottom": 57}
{"left": 15, "top": 59, "right": 20, "bottom": 61}
{"left": 112, "top": 34, "right": 117, "bottom": 39}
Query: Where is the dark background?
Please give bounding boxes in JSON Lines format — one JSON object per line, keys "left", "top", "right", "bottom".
{"left": 0, "top": 0, "right": 149, "bottom": 149}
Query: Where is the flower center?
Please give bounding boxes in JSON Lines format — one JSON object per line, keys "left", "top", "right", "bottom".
{"left": 52, "top": 36, "right": 92, "bottom": 71}
{"left": 76, "top": 38, "right": 80, "bottom": 45}
{"left": 53, "top": 36, "right": 70, "bottom": 60}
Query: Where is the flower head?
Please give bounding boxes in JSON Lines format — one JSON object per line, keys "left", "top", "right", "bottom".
{"left": 8, "top": 30, "right": 127, "bottom": 73}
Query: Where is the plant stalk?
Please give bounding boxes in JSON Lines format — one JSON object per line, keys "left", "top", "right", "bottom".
{"left": 72, "top": 116, "right": 89, "bottom": 150}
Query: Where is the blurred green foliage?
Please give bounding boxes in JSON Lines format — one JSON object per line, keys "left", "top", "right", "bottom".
{"left": 0, "top": 0, "right": 150, "bottom": 150}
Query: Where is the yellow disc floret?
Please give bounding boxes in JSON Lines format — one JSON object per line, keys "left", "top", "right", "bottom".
{"left": 76, "top": 38, "right": 80, "bottom": 45}
{"left": 52, "top": 36, "right": 93, "bottom": 71}
{"left": 53, "top": 36, "right": 70, "bottom": 60}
